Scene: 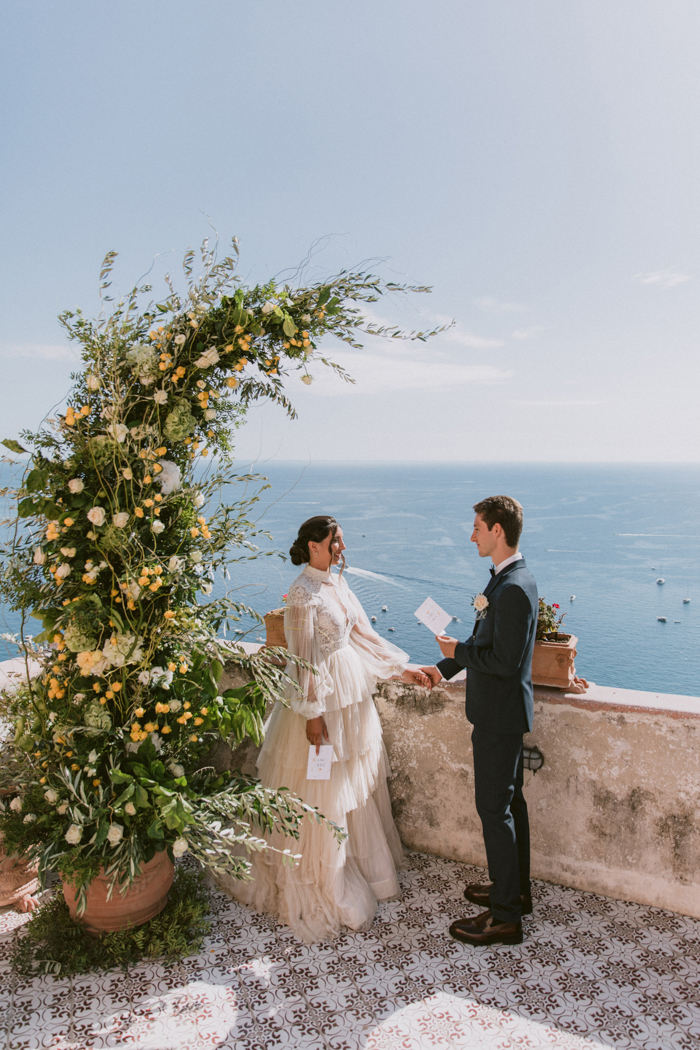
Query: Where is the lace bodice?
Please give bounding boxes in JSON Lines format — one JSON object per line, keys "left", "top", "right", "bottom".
{"left": 283, "top": 565, "right": 409, "bottom": 718}
{"left": 286, "top": 567, "right": 358, "bottom": 655}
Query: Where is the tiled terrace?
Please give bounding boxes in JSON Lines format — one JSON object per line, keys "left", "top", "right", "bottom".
{"left": 1, "top": 852, "right": 698, "bottom": 1050}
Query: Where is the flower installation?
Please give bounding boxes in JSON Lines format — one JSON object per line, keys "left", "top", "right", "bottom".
{"left": 536, "top": 597, "right": 567, "bottom": 640}
{"left": 0, "top": 239, "right": 446, "bottom": 921}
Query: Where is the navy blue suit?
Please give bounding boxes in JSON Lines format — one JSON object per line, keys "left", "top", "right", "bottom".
{"left": 437, "top": 557, "right": 538, "bottom": 923}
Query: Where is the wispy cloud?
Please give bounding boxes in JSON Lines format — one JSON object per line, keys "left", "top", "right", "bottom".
{"left": 304, "top": 348, "right": 513, "bottom": 396}
{"left": 510, "top": 399, "right": 604, "bottom": 407}
{"left": 634, "top": 270, "right": 690, "bottom": 288}
{"left": 0, "top": 342, "right": 77, "bottom": 361}
{"left": 474, "top": 296, "right": 527, "bottom": 313}
{"left": 512, "top": 325, "right": 546, "bottom": 340}
{"left": 444, "top": 326, "right": 504, "bottom": 350}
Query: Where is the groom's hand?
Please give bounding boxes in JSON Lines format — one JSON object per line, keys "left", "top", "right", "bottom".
{"left": 436, "top": 634, "right": 458, "bottom": 659}
{"left": 419, "top": 665, "right": 442, "bottom": 688}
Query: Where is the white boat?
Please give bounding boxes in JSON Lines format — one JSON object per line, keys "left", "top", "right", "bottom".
{"left": 570, "top": 595, "right": 576, "bottom": 601}
{"left": 683, "top": 598, "right": 691, "bottom": 604}
{"left": 388, "top": 627, "right": 395, "bottom": 632}
{"left": 371, "top": 615, "right": 377, "bottom": 622}
{"left": 381, "top": 605, "right": 388, "bottom": 612}
{"left": 656, "top": 578, "right": 665, "bottom": 585}
{"left": 674, "top": 620, "right": 681, "bottom": 623}
{"left": 657, "top": 616, "right": 667, "bottom": 622}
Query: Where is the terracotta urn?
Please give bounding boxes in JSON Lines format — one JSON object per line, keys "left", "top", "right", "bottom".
{"left": 0, "top": 834, "right": 40, "bottom": 912}
{"left": 62, "top": 849, "right": 174, "bottom": 934}
{"left": 531, "top": 633, "right": 587, "bottom": 693}
{"left": 264, "top": 608, "right": 286, "bottom": 648}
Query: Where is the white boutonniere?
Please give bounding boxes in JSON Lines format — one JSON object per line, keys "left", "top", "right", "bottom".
{"left": 471, "top": 593, "right": 489, "bottom": 620}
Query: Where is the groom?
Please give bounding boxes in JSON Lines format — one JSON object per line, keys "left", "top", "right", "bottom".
{"left": 421, "top": 496, "right": 538, "bottom": 946}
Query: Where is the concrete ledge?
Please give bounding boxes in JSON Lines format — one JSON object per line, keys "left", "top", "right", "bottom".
{"left": 375, "top": 677, "right": 700, "bottom": 919}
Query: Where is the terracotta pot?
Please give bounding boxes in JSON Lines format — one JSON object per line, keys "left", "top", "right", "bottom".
{"left": 264, "top": 608, "right": 287, "bottom": 648}
{"left": 531, "top": 633, "right": 584, "bottom": 691}
{"left": 0, "top": 834, "right": 39, "bottom": 911}
{"left": 62, "top": 850, "right": 174, "bottom": 934}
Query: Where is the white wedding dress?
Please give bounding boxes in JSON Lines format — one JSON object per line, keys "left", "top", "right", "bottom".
{"left": 222, "top": 564, "right": 409, "bottom": 942}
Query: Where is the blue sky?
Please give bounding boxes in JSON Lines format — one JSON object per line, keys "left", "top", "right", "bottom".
{"left": 1, "top": 0, "right": 699, "bottom": 461}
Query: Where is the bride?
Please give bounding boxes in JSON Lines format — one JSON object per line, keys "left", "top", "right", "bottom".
{"left": 224, "top": 515, "right": 430, "bottom": 942}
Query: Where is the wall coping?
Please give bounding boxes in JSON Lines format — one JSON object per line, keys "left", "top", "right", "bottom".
{"left": 2, "top": 649, "right": 699, "bottom": 721}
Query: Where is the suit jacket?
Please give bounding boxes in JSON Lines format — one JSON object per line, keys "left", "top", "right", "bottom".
{"left": 437, "top": 557, "right": 538, "bottom": 734}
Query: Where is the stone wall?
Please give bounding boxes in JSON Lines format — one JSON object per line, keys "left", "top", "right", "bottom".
{"left": 374, "top": 678, "right": 700, "bottom": 919}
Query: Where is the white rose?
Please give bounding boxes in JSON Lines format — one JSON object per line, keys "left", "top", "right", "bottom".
{"left": 60, "top": 547, "right": 76, "bottom": 558}
{"left": 261, "top": 301, "right": 275, "bottom": 315}
{"left": 157, "top": 459, "right": 181, "bottom": 495}
{"left": 108, "top": 423, "right": 129, "bottom": 443}
{"left": 153, "top": 389, "right": 168, "bottom": 405}
{"left": 86, "top": 374, "right": 101, "bottom": 390}
{"left": 123, "top": 468, "right": 133, "bottom": 481}
{"left": 107, "top": 824, "right": 124, "bottom": 846}
{"left": 65, "top": 824, "right": 83, "bottom": 845}
{"left": 86, "top": 766, "right": 96, "bottom": 776}
{"left": 195, "top": 348, "right": 220, "bottom": 369}
{"left": 168, "top": 699, "right": 182, "bottom": 712}
{"left": 87, "top": 507, "right": 106, "bottom": 526}
{"left": 172, "top": 837, "right": 189, "bottom": 858}
{"left": 9, "top": 797, "right": 22, "bottom": 812}
{"left": 473, "top": 594, "right": 489, "bottom": 612}
{"left": 193, "top": 493, "right": 205, "bottom": 509}
{"left": 138, "top": 670, "right": 151, "bottom": 685}
{"left": 168, "top": 556, "right": 185, "bottom": 573}
{"left": 189, "top": 550, "right": 202, "bottom": 563}
{"left": 68, "top": 478, "right": 84, "bottom": 494}
{"left": 150, "top": 732, "right": 163, "bottom": 751}
{"left": 33, "top": 548, "right": 46, "bottom": 565}
{"left": 56, "top": 801, "right": 69, "bottom": 815}
{"left": 151, "top": 520, "right": 165, "bottom": 535}
{"left": 44, "top": 789, "right": 59, "bottom": 804}
{"left": 124, "top": 801, "right": 136, "bottom": 816}
{"left": 301, "top": 313, "right": 311, "bottom": 323}
{"left": 204, "top": 408, "right": 216, "bottom": 421}
{"left": 56, "top": 563, "right": 72, "bottom": 579}
{"left": 88, "top": 750, "right": 98, "bottom": 763}
{"left": 200, "top": 582, "right": 213, "bottom": 595}
{"left": 23, "top": 813, "right": 37, "bottom": 823}
{"left": 301, "top": 375, "right": 314, "bottom": 385}
{"left": 113, "top": 512, "right": 129, "bottom": 528}
{"left": 169, "top": 763, "right": 185, "bottom": 778}
{"left": 174, "top": 334, "right": 186, "bottom": 345}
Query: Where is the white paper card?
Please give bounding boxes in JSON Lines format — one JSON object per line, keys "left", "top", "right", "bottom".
{"left": 414, "top": 597, "right": 452, "bottom": 636}
{"left": 307, "top": 744, "right": 334, "bottom": 780}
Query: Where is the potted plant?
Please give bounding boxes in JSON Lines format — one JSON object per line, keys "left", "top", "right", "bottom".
{"left": 0, "top": 240, "right": 445, "bottom": 932}
{"left": 531, "top": 598, "right": 588, "bottom": 693}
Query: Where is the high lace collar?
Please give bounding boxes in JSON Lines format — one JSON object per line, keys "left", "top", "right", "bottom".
{"left": 302, "top": 564, "right": 335, "bottom": 583}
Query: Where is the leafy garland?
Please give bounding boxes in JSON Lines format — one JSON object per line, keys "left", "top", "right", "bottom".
{"left": 0, "top": 238, "right": 447, "bottom": 913}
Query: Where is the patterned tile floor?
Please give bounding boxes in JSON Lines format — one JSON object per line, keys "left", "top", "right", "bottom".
{"left": 1, "top": 852, "right": 698, "bottom": 1050}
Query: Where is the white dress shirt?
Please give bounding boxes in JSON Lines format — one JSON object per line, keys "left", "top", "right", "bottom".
{"left": 493, "top": 551, "right": 523, "bottom": 575}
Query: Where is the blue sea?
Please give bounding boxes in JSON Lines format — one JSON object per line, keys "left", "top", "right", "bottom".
{"left": 2, "top": 463, "right": 699, "bottom": 697}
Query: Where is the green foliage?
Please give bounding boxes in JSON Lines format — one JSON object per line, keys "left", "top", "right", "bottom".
{"left": 0, "top": 236, "right": 444, "bottom": 912}
{"left": 536, "top": 598, "right": 566, "bottom": 641}
{"left": 11, "top": 866, "right": 211, "bottom": 976}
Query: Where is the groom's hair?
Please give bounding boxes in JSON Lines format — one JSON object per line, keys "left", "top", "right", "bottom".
{"left": 473, "top": 496, "right": 523, "bottom": 548}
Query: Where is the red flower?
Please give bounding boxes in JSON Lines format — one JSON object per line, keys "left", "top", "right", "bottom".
{"left": 552, "top": 603, "right": 560, "bottom": 608}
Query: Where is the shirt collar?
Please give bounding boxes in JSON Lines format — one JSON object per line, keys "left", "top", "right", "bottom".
{"left": 493, "top": 551, "right": 523, "bottom": 575}
{"left": 302, "top": 564, "right": 334, "bottom": 583}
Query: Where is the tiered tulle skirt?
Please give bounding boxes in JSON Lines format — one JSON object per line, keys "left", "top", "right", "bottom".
{"left": 216, "top": 643, "right": 405, "bottom": 942}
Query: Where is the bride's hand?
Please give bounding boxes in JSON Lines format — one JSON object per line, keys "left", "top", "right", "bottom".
{"left": 306, "top": 716, "right": 330, "bottom": 755}
{"left": 401, "top": 668, "right": 432, "bottom": 689}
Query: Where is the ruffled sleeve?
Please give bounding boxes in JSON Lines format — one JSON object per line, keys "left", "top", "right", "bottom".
{"left": 283, "top": 580, "right": 333, "bottom": 718}
{"left": 343, "top": 578, "right": 409, "bottom": 680}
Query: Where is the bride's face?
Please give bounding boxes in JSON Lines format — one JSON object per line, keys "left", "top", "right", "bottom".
{"left": 309, "top": 527, "right": 346, "bottom": 570}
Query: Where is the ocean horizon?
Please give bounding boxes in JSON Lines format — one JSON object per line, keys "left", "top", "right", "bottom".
{"left": 2, "top": 461, "right": 698, "bottom": 697}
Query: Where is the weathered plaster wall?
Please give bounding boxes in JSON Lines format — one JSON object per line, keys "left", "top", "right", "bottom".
{"left": 374, "top": 679, "right": 700, "bottom": 919}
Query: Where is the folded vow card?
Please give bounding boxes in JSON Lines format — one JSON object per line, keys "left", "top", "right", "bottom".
{"left": 414, "top": 597, "right": 453, "bottom": 636}
{"left": 307, "top": 744, "right": 334, "bottom": 780}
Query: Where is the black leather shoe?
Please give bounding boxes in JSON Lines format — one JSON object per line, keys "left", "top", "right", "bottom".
{"left": 464, "top": 882, "right": 533, "bottom": 915}
{"left": 449, "top": 909, "right": 523, "bottom": 946}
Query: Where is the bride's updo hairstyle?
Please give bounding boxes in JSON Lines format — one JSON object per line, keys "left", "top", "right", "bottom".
{"left": 290, "top": 515, "right": 339, "bottom": 566}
